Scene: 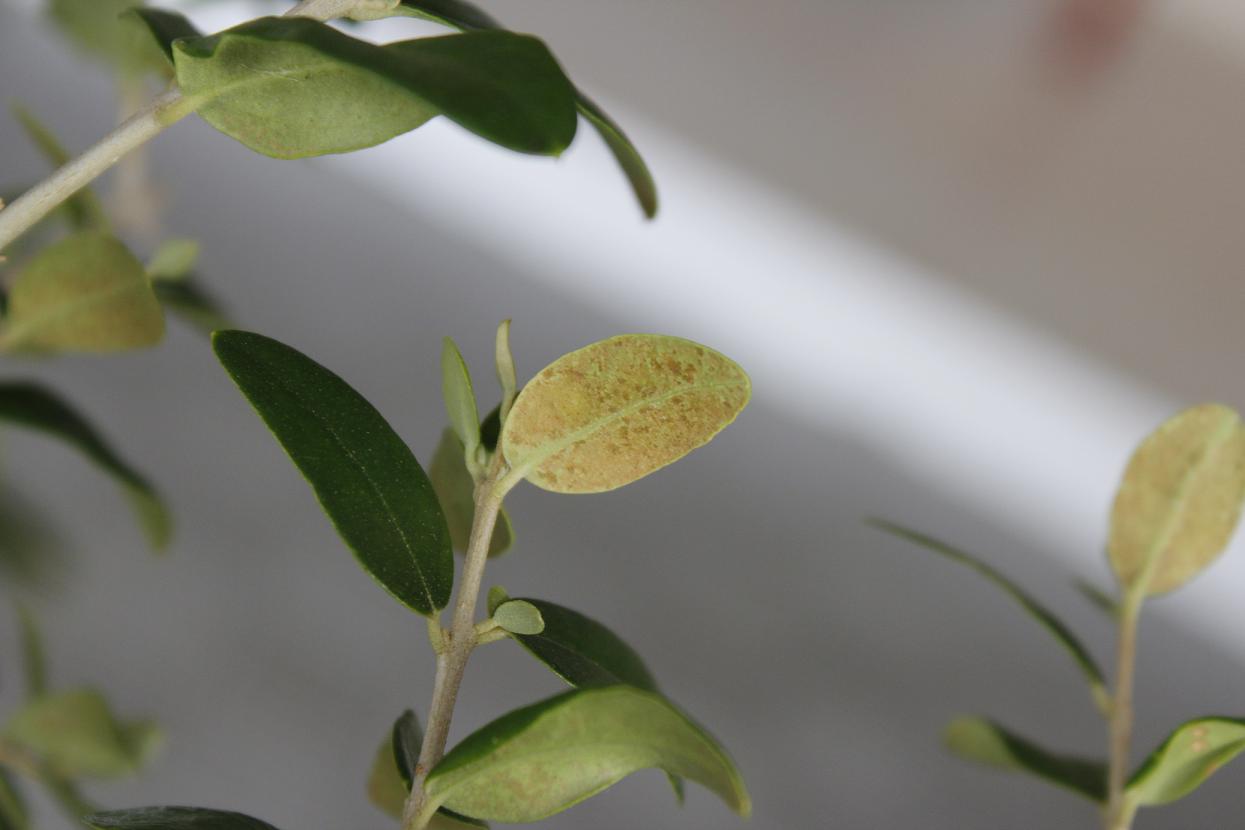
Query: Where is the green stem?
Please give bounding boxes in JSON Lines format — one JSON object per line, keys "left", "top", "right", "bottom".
{"left": 1104, "top": 589, "right": 1143, "bottom": 830}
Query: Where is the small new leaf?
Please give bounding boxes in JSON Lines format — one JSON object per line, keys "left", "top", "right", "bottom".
{"left": 441, "top": 337, "right": 480, "bottom": 462}
{"left": 494, "top": 320, "right": 517, "bottom": 424}
{"left": 492, "top": 600, "right": 543, "bottom": 635}
{"left": 428, "top": 430, "right": 514, "bottom": 556}
{"left": 0, "top": 382, "right": 170, "bottom": 550}
{"left": 501, "top": 335, "right": 749, "bottom": 493}
{"left": 2, "top": 233, "right": 164, "bottom": 353}
{"left": 944, "top": 716, "right": 1106, "bottom": 803}
{"left": 85, "top": 807, "right": 282, "bottom": 830}
{"left": 870, "top": 520, "right": 1108, "bottom": 710}
{"left": 212, "top": 330, "right": 452, "bottom": 616}
{"left": 425, "top": 687, "right": 749, "bottom": 821}
{"left": 146, "top": 239, "right": 200, "bottom": 281}
{"left": 1127, "top": 717, "right": 1245, "bottom": 807}
{"left": 1108, "top": 404, "right": 1245, "bottom": 596}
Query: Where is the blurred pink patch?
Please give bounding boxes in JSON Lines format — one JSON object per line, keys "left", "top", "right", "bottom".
{"left": 1047, "top": 0, "right": 1146, "bottom": 82}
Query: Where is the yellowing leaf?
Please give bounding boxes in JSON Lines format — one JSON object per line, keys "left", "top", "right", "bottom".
{"left": 1108, "top": 404, "right": 1245, "bottom": 595}
{"left": 2, "top": 233, "right": 164, "bottom": 353}
{"left": 1128, "top": 717, "right": 1245, "bottom": 807}
{"left": 500, "top": 335, "right": 749, "bottom": 493}
{"left": 4, "top": 689, "right": 148, "bottom": 779}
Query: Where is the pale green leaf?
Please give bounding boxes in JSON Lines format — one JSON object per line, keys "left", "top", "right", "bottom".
{"left": 501, "top": 335, "right": 749, "bottom": 493}
{"left": 493, "top": 600, "right": 543, "bottom": 635}
{"left": 47, "top": 0, "right": 170, "bottom": 77}
{"left": 146, "top": 239, "right": 199, "bottom": 281}
{"left": 11, "top": 104, "right": 108, "bottom": 230}
{"left": 369, "top": 711, "right": 488, "bottom": 828}
{"left": 367, "top": 737, "right": 409, "bottom": 819}
{"left": 494, "top": 320, "right": 516, "bottom": 423}
{"left": 85, "top": 807, "right": 281, "bottom": 830}
{"left": 428, "top": 429, "right": 513, "bottom": 557}
{"left": 944, "top": 716, "right": 1106, "bottom": 802}
{"left": 441, "top": 337, "right": 480, "bottom": 460}
{"left": 0, "top": 382, "right": 170, "bottom": 551}
{"left": 4, "top": 690, "right": 143, "bottom": 779}
{"left": 2, "top": 233, "right": 165, "bottom": 353}
{"left": 1127, "top": 717, "right": 1245, "bottom": 807}
{"left": 425, "top": 686, "right": 749, "bottom": 822}
{"left": 1109, "top": 404, "right": 1245, "bottom": 595}
{"left": 212, "top": 330, "right": 452, "bottom": 616}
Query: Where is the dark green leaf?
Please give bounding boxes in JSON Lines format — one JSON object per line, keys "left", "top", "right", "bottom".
{"left": 508, "top": 597, "right": 656, "bottom": 691}
{"left": 16, "top": 605, "right": 46, "bottom": 699}
{"left": 870, "top": 519, "right": 1108, "bottom": 710}
{"left": 391, "top": 709, "right": 422, "bottom": 786}
{"left": 0, "top": 382, "right": 170, "bottom": 551}
{"left": 944, "top": 716, "right": 1106, "bottom": 802}
{"left": 369, "top": 712, "right": 487, "bottom": 829}
{"left": 11, "top": 105, "right": 108, "bottom": 230}
{"left": 479, "top": 405, "right": 500, "bottom": 452}
{"left": 426, "top": 687, "right": 749, "bottom": 822}
{"left": 0, "top": 769, "right": 27, "bottom": 830}
{"left": 1073, "top": 577, "right": 1119, "bottom": 620}
{"left": 1127, "top": 717, "right": 1245, "bottom": 807}
{"left": 126, "top": 8, "right": 202, "bottom": 65}
{"left": 85, "top": 807, "right": 281, "bottom": 830}
{"left": 174, "top": 18, "right": 576, "bottom": 159}
{"left": 428, "top": 429, "right": 513, "bottom": 557}
{"left": 393, "top": 0, "right": 657, "bottom": 216}
{"left": 154, "top": 278, "right": 231, "bottom": 337}
{"left": 212, "top": 330, "right": 452, "bottom": 616}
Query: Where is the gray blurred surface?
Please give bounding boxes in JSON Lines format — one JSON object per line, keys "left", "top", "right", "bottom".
{"left": 3, "top": 3, "right": 1245, "bottom": 829}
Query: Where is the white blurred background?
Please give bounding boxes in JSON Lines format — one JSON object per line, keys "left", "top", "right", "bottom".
{"left": 3, "top": 0, "right": 1245, "bottom": 827}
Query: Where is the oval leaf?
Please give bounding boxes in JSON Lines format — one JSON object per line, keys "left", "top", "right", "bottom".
{"left": 1108, "top": 404, "right": 1245, "bottom": 595}
{"left": 501, "top": 335, "right": 749, "bottom": 493}
{"left": 441, "top": 337, "right": 480, "bottom": 459}
{"left": 944, "top": 716, "right": 1106, "bottom": 802}
{"left": 1127, "top": 717, "right": 1245, "bottom": 807}
{"left": 174, "top": 19, "right": 575, "bottom": 159}
{"left": 0, "top": 382, "right": 170, "bottom": 551}
{"left": 425, "top": 687, "right": 749, "bottom": 822}
{"left": 2, "top": 233, "right": 164, "bottom": 353}
{"left": 85, "top": 808, "right": 281, "bottom": 830}
{"left": 212, "top": 330, "right": 452, "bottom": 616}
{"left": 4, "top": 690, "right": 146, "bottom": 779}
{"left": 871, "top": 520, "right": 1108, "bottom": 709}
{"left": 428, "top": 429, "right": 513, "bottom": 556}
{"left": 508, "top": 597, "right": 656, "bottom": 691}
{"left": 493, "top": 600, "right": 543, "bottom": 635}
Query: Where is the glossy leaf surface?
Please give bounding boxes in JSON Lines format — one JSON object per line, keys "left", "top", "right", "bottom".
{"left": 502, "top": 335, "right": 749, "bottom": 493}
{"left": 1127, "top": 717, "right": 1245, "bottom": 807}
{"left": 944, "top": 716, "right": 1106, "bottom": 802}
{"left": 872, "top": 520, "right": 1107, "bottom": 705}
{"left": 428, "top": 430, "right": 513, "bottom": 557}
{"left": 3, "top": 233, "right": 164, "bottom": 353}
{"left": 0, "top": 382, "right": 169, "bottom": 550}
{"left": 213, "top": 330, "right": 452, "bottom": 615}
{"left": 1108, "top": 404, "right": 1245, "bottom": 595}
{"left": 85, "top": 808, "right": 281, "bottom": 830}
{"left": 174, "top": 18, "right": 575, "bottom": 159}
{"left": 425, "top": 687, "right": 749, "bottom": 821}
{"left": 4, "top": 690, "right": 149, "bottom": 779}
{"left": 508, "top": 597, "right": 656, "bottom": 690}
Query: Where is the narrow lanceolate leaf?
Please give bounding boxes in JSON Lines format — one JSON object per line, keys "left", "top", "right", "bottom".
{"left": 493, "top": 600, "right": 543, "bottom": 635}
{"left": 174, "top": 18, "right": 576, "bottom": 159}
{"left": 16, "top": 605, "right": 46, "bottom": 699}
{"left": 212, "top": 330, "right": 452, "bottom": 616}
{"left": 429, "top": 430, "right": 513, "bottom": 557}
{"left": 154, "top": 279, "right": 231, "bottom": 338}
{"left": 1073, "top": 578, "right": 1119, "bottom": 620}
{"left": 391, "top": 0, "right": 658, "bottom": 216}
{"left": 4, "top": 690, "right": 149, "bottom": 779}
{"left": 502, "top": 335, "right": 749, "bottom": 493}
{"left": 1127, "top": 717, "right": 1245, "bottom": 807}
{"left": 494, "top": 320, "right": 516, "bottom": 423}
{"left": 127, "top": 8, "right": 203, "bottom": 65}
{"left": 146, "top": 239, "right": 200, "bottom": 281}
{"left": 0, "top": 769, "right": 27, "bottom": 830}
{"left": 441, "top": 337, "right": 480, "bottom": 461}
{"left": 11, "top": 105, "right": 108, "bottom": 230}
{"left": 507, "top": 597, "right": 657, "bottom": 691}
{"left": 2, "top": 233, "right": 164, "bottom": 353}
{"left": 1108, "top": 404, "right": 1245, "bottom": 596}
{"left": 0, "top": 382, "right": 170, "bottom": 550}
{"left": 426, "top": 687, "right": 749, "bottom": 822}
{"left": 944, "top": 717, "right": 1106, "bottom": 802}
{"left": 85, "top": 807, "right": 282, "bottom": 830}
{"left": 871, "top": 520, "right": 1108, "bottom": 709}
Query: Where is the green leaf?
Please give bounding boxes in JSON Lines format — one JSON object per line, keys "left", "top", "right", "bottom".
{"left": 944, "top": 716, "right": 1106, "bottom": 802}
{"left": 507, "top": 597, "right": 657, "bottom": 691}
{"left": 391, "top": 0, "right": 658, "bottom": 216}
{"left": 11, "top": 105, "right": 108, "bottom": 230}
{"left": 1073, "top": 578, "right": 1119, "bottom": 620}
{"left": 494, "top": 320, "right": 516, "bottom": 423}
{"left": 146, "top": 239, "right": 200, "bottom": 281}
{"left": 479, "top": 405, "right": 500, "bottom": 452}
{"left": 501, "top": 335, "right": 750, "bottom": 493}
{"left": 486, "top": 585, "right": 508, "bottom": 616}
{"left": 84, "top": 807, "right": 282, "bottom": 830}
{"left": 47, "top": 0, "right": 170, "bottom": 77}
{"left": 871, "top": 520, "right": 1108, "bottom": 711}
{"left": 1, "top": 232, "right": 165, "bottom": 353}
{"left": 369, "top": 712, "right": 488, "bottom": 829}
{"left": 441, "top": 337, "right": 480, "bottom": 462}
{"left": 126, "top": 8, "right": 203, "bottom": 65}
{"left": 367, "top": 737, "right": 409, "bottom": 819}
{"left": 426, "top": 686, "right": 749, "bottom": 822}
{"left": 0, "top": 769, "right": 27, "bottom": 830}
{"left": 428, "top": 429, "right": 513, "bottom": 557}
{"left": 391, "top": 709, "right": 422, "bottom": 787}
{"left": 212, "top": 330, "right": 452, "bottom": 616}
{"left": 493, "top": 600, "right": 543, "bottom": 635}
{"left": 16, "top": 605, "right": 47, "bottom": 700}
{"left": 4, "top": 689, "right": 148, "bottom": 779}
{"left": 155, "top": 278, "right": 231, "bottom": 336}
{"left": 174, "top": 18, "right": 576, "bottom": 159}
{"left": 1108, "top": 404, "right": 1245, "bottom": 596}
{"left": 1127, "top": 717, "right": 1245, "bottom": 807}
{"left": 0, "top": 382, "right": 170, "bottom": 551}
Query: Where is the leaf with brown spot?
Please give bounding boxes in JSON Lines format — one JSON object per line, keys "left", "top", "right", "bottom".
{"left": 1108, "top": 404, "right": 1245, "bottom": 596}
{"left": 1127, "top": 717, "right": 1245, "bottom": 807}
{"left": 500, "top": 335, "right": 749, "bottom": 493}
